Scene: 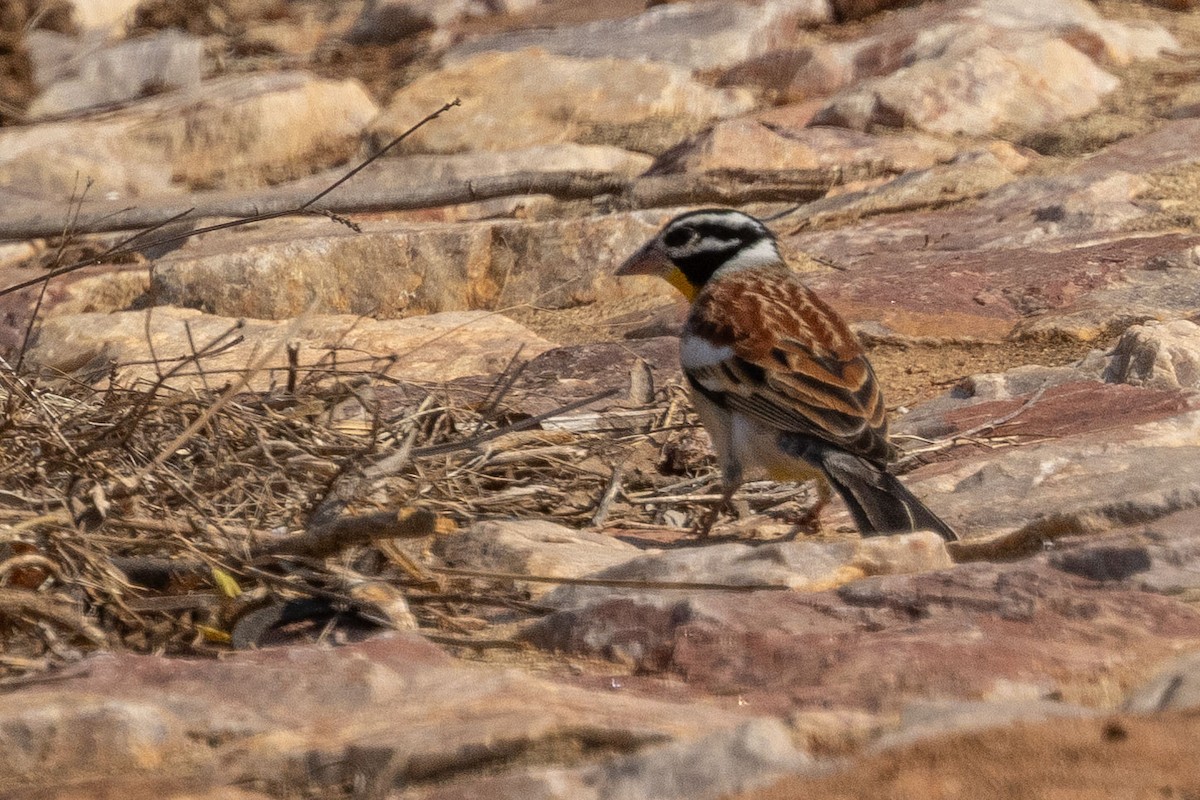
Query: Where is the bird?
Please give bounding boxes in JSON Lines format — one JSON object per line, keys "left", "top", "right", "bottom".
{"left": 615, "top": 208, "right": 957, "bottom": 541}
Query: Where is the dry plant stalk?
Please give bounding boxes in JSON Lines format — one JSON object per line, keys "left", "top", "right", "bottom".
{"left": 0, "top": 312, "right": 739, "bottom": 683}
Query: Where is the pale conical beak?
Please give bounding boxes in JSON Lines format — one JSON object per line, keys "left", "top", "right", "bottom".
{"left": 615, "top": 241, "right": 672, "bottom": 277}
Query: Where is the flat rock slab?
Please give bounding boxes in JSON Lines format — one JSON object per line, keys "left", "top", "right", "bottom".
{"left": 434, "top": 519, "right": 643, "bottom": 597}
{"left": 26, "top": 307, "right": 554, "bottom": 390}
{"left": 898, "top": 379, "right": 1198, "bottom": 443}
{"left": 538, "top": 531, "right": 952, "bottom": 610}
{"left": 0, "top": 636, "right": 806, "bottom": 800}
{"left": 523, "top": 544, "right": 1200, "bottom": 714}
{"left": 647, "top": 121, "right": 959, "bottom": 177}
{"left": 785, "top": 118, "right": 1200, "bottom": 341}
{"left": 369, "top": 49, "right": 754, "bottom": 156}
{"left": 27, "top": 29, "right": 204, "bottom": 118}
{"left": 0, "top": 71, "right": 379, "bottom": 200}
{"left": 444, "top": 0, "right": 832, "bottom": 71}
{"left": 899, "top": 385, "right": 1200, "bottom": 538}
{"left": 800, "top": 231, "right": 1200, "bottom": 341}
{"left": 147, "top": 211, "right": 680, "bottom": 321}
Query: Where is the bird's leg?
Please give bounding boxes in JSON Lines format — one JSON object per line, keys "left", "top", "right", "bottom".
{"left": 791, "top": 478, "right": 832, "bottom": 535}
{"left": 693, "top": 483, "right": 736, "bottom": 537}
{"left": 693, "top": 465, "right": 741, "bottom": 538}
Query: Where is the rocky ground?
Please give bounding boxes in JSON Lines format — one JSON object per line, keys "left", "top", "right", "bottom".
{"left": 3, "top": 0, "right": 1200, "bottom": 798}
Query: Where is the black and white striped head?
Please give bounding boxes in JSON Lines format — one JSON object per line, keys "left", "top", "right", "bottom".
{"left": 615, "top": 209, "right": 780, "bottom": 300}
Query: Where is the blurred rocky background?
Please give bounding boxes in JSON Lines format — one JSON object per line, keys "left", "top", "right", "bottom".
{"left": 3, "top": 0, "right": 1200, "bottom": 798}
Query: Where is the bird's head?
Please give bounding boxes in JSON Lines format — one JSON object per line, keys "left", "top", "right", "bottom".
{"left": 615, "top": 209, "right": 780, "bottom": 301}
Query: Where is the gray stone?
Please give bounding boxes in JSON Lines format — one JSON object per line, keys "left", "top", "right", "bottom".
{"left": 1050, "top": 545, "right": 1155, "bottom": 583}
{"left": 434, "top": 520, "right": 642, "bottom": 597}
{"left": 586, "top": 718, "right": 811, "bottom": 800}
{"left": 25, "top": 29, "right": 82, "bottom": 88}
{"left": 956, "top": 358, "right": 1108, "bottom": 403}
{"left": 1105, "top": 320, "right": 1200, "bottom": 390}
{"left": 28, "top": 30, "right": 204, "bottom": 118}
{"left": 0, "top": 71, "right": 378, "bottom": 199}
{"left": 444, "top": 0, "right": 832, "bottom": 71}
{"left": 1125, "top": 650, "right": 1200, "bottom": 712}
{"left": 915, "top": 403, "right": 1200, "bottom": 539}
{"left": 345, "top": 0, "right": 476, "bottom": 43}
{"left": 786, "top": 149, "right": 1023, "bottom": 230}
{"left": 879, "top": 699, "right": 1095, "bottom": 749}
{"left": 540, "top": 532, "right": 951, "bottom": 609}
{"left": 346, "top": 0, "right": 542, "bottom": 44}
{"left": 1047, "top": 527, "right": 1200, "bottom": 595}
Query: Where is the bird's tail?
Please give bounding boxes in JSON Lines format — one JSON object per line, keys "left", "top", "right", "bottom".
{"left": 818, "top": 450, "right": 958, "bottom": 541}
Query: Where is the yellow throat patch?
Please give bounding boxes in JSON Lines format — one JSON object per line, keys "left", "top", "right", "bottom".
{"left": 666, "top": 266, "right": 698, "bottom": 301}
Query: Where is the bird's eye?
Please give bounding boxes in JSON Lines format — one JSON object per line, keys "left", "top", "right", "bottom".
{"left": 663, "top": 228, "right": 693, "bottom": 249}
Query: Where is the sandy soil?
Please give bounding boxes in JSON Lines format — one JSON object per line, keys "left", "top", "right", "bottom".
{"left": 740, "top": 709, "right": 1200, "bottom": 800}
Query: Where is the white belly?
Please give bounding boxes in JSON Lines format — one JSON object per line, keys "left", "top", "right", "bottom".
{"left": 680, "top": 331, "right": 825, "bottom": 485}
{"left": 689, "top": 387, "right": 825, "bottom": 485}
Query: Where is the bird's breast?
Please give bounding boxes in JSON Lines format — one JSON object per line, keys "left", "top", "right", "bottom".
{"left": 679, "top": 333, "right": 735, "bottom": 370}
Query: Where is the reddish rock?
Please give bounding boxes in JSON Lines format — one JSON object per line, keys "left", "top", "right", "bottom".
{"left": 0, "top": 260, "right": 149, "bottom": 359}
{"left": 829, "top": 0, "right": 909, "bottom": 22}
{"left": 524, "top": 556, "right": 1200, "bottom": 713}
{"left": 839, "top": 0, "right": 1174, "bottom": 79}
{"left": 647, "top": 122, "right": 956, "bottom": 179}
{"left": 782, "top": 119, "right": 1200, "bottom": 340}
{"left": 0, "top": 634, "right": 800, "bottom": 799}
{"left": 717, "top": 46, "right": 853, "bottom": 104}
{"left": 891, "top": 382, "right": 1200, "bottom": 539}
{"left": 911, "top": 381, "right": 1199, "bottom": 443}
{"left": 809, "top": 0, "right": 1175, "bottom": 136}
